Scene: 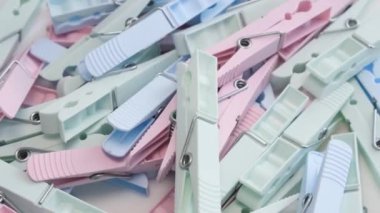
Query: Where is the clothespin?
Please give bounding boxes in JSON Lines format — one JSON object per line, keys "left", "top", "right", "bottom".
{"left": 341, "top": 79, "right": 380, "bottom": 184}
{"left": 207, "top": 0, "right": 336, "bottom": 87}
{"left": 0, "top": 160, "right": 104, "bottom": 213}
{"left": 0, "top": 0, "right": 42, "bottom": 69}
{"left": 0, "top": 48, "right": 44, "bottom": 119}
{"left": 103, "top": 58, "right": 183, "bottom": 158}
{"left": 302, "top": 17, "right": 380, "bottom": 98}
{"left": 297, "top": 139, "right": 352, "bottom": 213}
{"left": 218, "top": 55, "right": 280, "bottom": 155}
{"left": 0, "top": 203, "right": 16, "bottom": 213}
{"left": 38, "top": 51, "right": 177, "bottom": 142}
{"left": 23, "top": 85, "right": 57, "bottom": 107}
{"left": 40, "top": 0, "right": 152, "bottom": 82}
{"left": 198, "top": 0, "right": 238, "bottom": 23}
{"left": 175, "top": 50, "right": 220, "bottom": 212}
{"left": 221, "top": 83, "right": 353, "bottom": 209}
{"left": 271, "top": 0, "right": 373, "bottom": 93}
{"left": 151, "top": 188, "right": 174, "bottom": 213}
{"left": 77, "top": 0, "right": 218, "bottom": 81}
{"left": 356, "top": 58, "right": 380, "bottom": 109}
{"left": 29, "top": 38, "right": 67, "bottom": 64}
{"left": 47, "top": 0, "right": 119, "bottom": 35}
{"left": 331, "top": 133, "right": 363, "bottom": 213}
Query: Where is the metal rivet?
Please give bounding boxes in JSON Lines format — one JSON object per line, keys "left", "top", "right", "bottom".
{"left": 30, "top": 112, "right": 40, "bottom": 123}
{"left": 15, "top": 149, "right": 31, "bottom": 162}
{"left": 238, "top": 38, "right": 251, "bottom": 48}
{"left": 345, "top": 18, "right": 358, "bottom": 28}
{"left": 180, "top": 153, "right": 192, "bottom": 169}
{"left": 234, "top": 80, "right": 247, "bottom": 89}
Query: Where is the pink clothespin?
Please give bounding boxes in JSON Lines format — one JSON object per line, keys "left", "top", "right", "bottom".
{"left": 47, "top": 25, "right": 92, "bottom": 47}
{"left": 126, "top": 98, "right": 177, "bottom": 169}
{"left": 22, "top": 85, "right": 57, "bottom": 107}
{"left": 0, "top": 49, "right": 43, "bottom": 118}
{"left": 207, "top": 0, "right": 333, "bottom": 86}
{"left": 221, "top": 104, "right": 265, "bottom": 158}
{"left": 218, "top": 55, "right": 280, "bottom": 154}
{"left": 0, "top": 204, "right": 16, "bottom": 213}
{"left": 150, "top": 188, "right": 174, "bottom": 213}
{"left": 156, "top": 130, "right": 176, "bottom": 182}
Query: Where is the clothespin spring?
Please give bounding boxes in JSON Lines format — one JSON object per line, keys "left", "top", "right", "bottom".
{"left": 179, "top": 115, "right": 217, "bottom": 170}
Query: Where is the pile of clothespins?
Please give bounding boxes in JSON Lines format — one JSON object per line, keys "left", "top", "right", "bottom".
{"left": 0, "top": 0, "right": 379, "bottom": 212}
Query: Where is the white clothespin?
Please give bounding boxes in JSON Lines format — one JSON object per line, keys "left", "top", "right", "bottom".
{"left": 175, "top": 50, "right": 221, "bottom": 212}
{"left": 297, "top": 140, "right": 352, "bottom": 213}
{"left": 38, "top": 51, "right": 178, "bottom": 142}
{"left": 77, "top": 0, "right": 218, "bottom": 81}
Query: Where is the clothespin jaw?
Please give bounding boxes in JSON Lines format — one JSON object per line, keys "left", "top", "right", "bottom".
{"left": 175, "top": 50, "right": 221, "bottom": 213}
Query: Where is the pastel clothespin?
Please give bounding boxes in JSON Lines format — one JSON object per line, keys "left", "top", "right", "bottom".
{"left": 297, "top": 140, "right": 352, "bottom": 213}
{"left": 151, "top": 188, "right": 174, "bottom": 213}
{"left": 77, "top": 0, "right": 218, "bottom": 81}
{"left": 103, "top": 58, "right": 183, "bottom": 158}
{"left": 271, "top": 0, "right": 372, "bottom": 93}
{"left": 220, "top": 85, "right": 309, "bottom": 202}
{"left": 40, "top": 0, "right": 152, "bottom": 81}
{"left": 208, "top": 0, "right": 333, "bottom": 86}
{"left": 356, "top": 58, "right": 380, "bottom": 109}
{"left": 0, "top": 160, "right": 104, "bottom": 213}
{"left": 0, "top": 0, "right": 42, "bottom": 69}
{"left": 218, "top": 55, "right": 280, "bottom": 155}
{"left": 341, "top": 79, "right": 380, "bottom": 184}
{"left": 302, "top": 17, "right": 380, "bottom": 98}
{"left": 175, "top": 50, "right": 220, "bottom": 212}
{"left": 0, "top": 204, "right": 16, "bottom": 213}
{"left": 235, "top": 84, "right": 353, "bottom": 209}
{"left": 38, "top": 51, "right": 177, "bottom": 142}
{"left": 173, "top": 0, "right": 284, "bottom": 56}
{"left": 29, "top": 38, "right": 67, "bottom": 64}
{"left": 331, "top": 133, "right": 363, "bottom": 213}
{"left": 47, "top": 0, "right": 118, "bottom": 35}
{"left": 0, "top": 48, "right": 44, "bottom": 119}
{"left": 199, "top": 0, "right": 238, "bottom": 22}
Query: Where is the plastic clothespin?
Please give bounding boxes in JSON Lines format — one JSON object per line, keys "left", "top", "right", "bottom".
{"left": 0, "top": 0, "right": 42, "bottom": 69}
{"left": 271, "top": 0, "right": 373, "bottom": 93}
{"left": 38, "top": 51, "right": 177, "bottom": 142}
{"left": 172, "top": 0, "right": 285, "bottom": 56}
{"left": 207, "top": 0, "right": 333, "bottom": 87}
{"left": 199, "top": 0, "right": 238, "bottom": 23}
{"left": 0, "top": 204, "right": 16, "bottom": 213}
{"left": 175, "top": 50, "right": 220, "bottom": 212}
{"left": 235, "top": 84, "right": 353, "bottom": 209}
{"left": 0, "top": 48, "right": 44, "bottom": 119}
{"left": 29, "top": 38, "right": 67, "bottom": 64}
{"left": 151, "top": 188, "right": 175, "bottom": 213}
{"left": 356, "top": 58, "right": 380, "bottom": 109}
{"left": 297, "top": 139, "right": 352, "bottom": 213}
{"left": 103, "top": 58, "right": 183, "bottom": 157}
{"left": 218, "top": 55, "right": 280, "bottom": 155}
{"left": 40, "top": 0, "right": 152, "bottom": 82}
{"left": 47, "top": 0, "right": 119, "bottom": 35}
{"left": 331, "top": 133, "right": 363, "bottom": 213}
{"left": 302, "top": 17, "right": 380, "bottom": 98}
{"left": 0, "top": 160, "right": 104, "bottom": 213}
{"left": 220, "top": 85, "right": 309, "bottom": 202}
{"left": 77, "top": 0, "right": 218, "bottom": 81}
{"left": 341, "top": 79, "right": 380, "bottom": 184}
